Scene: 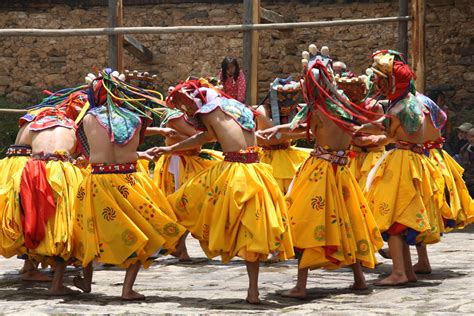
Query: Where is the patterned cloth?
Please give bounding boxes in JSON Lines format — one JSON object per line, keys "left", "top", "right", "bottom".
{"left": 73, "top": 166, "right": 185, "bottom": 268}
{"left": 167, "top": 150, "right": 294, "bottom": 263}
{"left": 260, "top": 146, "right": 310, "bottom": 194}
{"left": 286, "top": 152, "right": 383, "bottom": 270}
{"left": 348, "top": 145, "right": 385, "bottom": 190}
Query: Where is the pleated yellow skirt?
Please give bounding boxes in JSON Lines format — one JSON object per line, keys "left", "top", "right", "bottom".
{"left": 287, "top": 156, "right": 383, "bottom": 270}
{"left": 73, "top": 169, "right": 185, "bottom": 268}
{"left": 167, "top": 160, "right": 295, "bottom": 263}
{"left": 260, "top": 146, "right": 310, "bottom": 194}
{"left": 153, "top": 149, "right": 222, "bottom": 195}
{"left": 365, "top": 149, "right": 442, "bottom": 245}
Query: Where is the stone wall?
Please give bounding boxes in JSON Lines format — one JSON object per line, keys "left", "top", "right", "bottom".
{"left": 0, "top": 0, "right": 472, "bottom": 123}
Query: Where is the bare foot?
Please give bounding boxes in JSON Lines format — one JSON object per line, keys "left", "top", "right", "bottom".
{"left": 413, "top": 262, "right": 432, "bottom": 274}
{"left": 121, "top": 290, "right": 146, "bottom": 301}
{"left": 350, "top": 281, "right": 369, "bottom": 291}
{"left": 245, "top": 289, "right": 261, "bottom": 305}
{"left": 266, "top": 251, "right": 280, "bottom": 264}
{"left": 378, "top": 248, "right": 391, "bottom": 259}
{"left": 21, "top": 270, "right": 51, "bottom": 282}
{"left": 280, "top": 287, "right": 307, "bottom": 300}
{"left": 48, "top": 285, "right": 80, "bottom": 296}
{"left": 178, "top": 252, "right": 191, "bottom": 262}
{"left": 375, "top": 273, "right": 409, "bottom": 286}
{"left": 73, "top": 276, "right": 91, "bottom": 293}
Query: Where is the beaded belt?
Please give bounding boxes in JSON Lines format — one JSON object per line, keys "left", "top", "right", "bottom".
{"left": 6, "top": 145, "right": 32, "bottom": 157}
{"left": 32, "top": 152, "right": 72, "bottom": 162}
{"left": 424, "top": 137, "right": 444, "bottom": 150}
{"left": 91, "top": 162, "right": 137, "bottom": 174}
{"left": 223, "top": 152, "right": 260, "bottom": 163}
{"left": 395, "top": 141, "right": 425, "bottom": 155}
{"left": 261, "top": 142, "right": 291, "bottom": 151}
{"left": 174, "top": 149, "right": 201, "bottom": 156}
{"left": 311, "top": 145, "right": 350, "bottom": 166}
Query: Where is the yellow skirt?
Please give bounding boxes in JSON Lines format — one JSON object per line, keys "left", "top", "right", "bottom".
{"left": 348, "top": 146, "right": 385, "bottom": 189}
{"left": 365, "top": 149, "right": 442, "bottom": 245}
{"left": 260, "top": 146, "right": 310, "bottom": 194}
{"left": 27, "top": 160, "right": 84, "bottom": 261}
{"left": 167, "top": 161, "right": 294, "bottom": 263}
{"left": 287, "top": 156, "right": 383, "bottom": 270}
{"left": 73, "top": 170, "right": 185, "bottom": 268}
{"left": 136, "top": 159, "right": 150, "bottom": 175}
{"left": 0, "top": 155, "right": 30, "bottom": 257}
{"left": 429, "top": 148, "right": 474, "bottom": 230}
{"left": 153, "top": 149, "right": 222, "bottom": 195}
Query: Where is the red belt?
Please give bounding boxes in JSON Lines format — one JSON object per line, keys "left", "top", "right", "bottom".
{"left": 395, "top": 141, "right": 425, "bottom": 155}
{"left": 6, "top": 145, "right": 32, "bottom": 157}
{"left": 91, "top": 162, "right": 137, "bottom": 174}
{"left": 424, "top": 137, "right": 444, "bottom": 150}
{"left": 223, "top": 152, "right": 260, "bottom": 163}
{"left": 32, "top": 152, "right": 72, "bottom": 162}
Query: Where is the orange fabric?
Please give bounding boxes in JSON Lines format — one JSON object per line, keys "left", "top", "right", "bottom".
{"left": 20, "top": 160, "right": 56, "bottom": 249}
{"left": 386, "top": 222, "right": 408, "bottom": 236}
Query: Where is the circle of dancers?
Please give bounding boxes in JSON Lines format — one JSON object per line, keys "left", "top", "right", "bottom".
{"left": 0, "top": 45, "right": 472, "bottom": 303}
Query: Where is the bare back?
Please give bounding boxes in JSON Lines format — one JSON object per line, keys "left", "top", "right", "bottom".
{"left": 14, "top": 124, "right": 33, "bottom": 146}
{"left": 31, "top": 126, "right": 77, "bottom": 154}
{"left": 200, "top": 108, "right": 256, "bottom": 152}
{"left": 166, "top": 117, "right": 200, "bottom": 147}
{"left": 389, "top": 103, "right": 442, "bottom": 144}
{"left": 83, "top": 114, "right": 140, "bottom": 164}
{"left": 310, "top": 110, "right": 352, "bottom": 151}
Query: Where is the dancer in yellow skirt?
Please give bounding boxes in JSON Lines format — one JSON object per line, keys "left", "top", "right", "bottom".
{"left": 147, "top": 107, "right": 222, "bottom": 261}
{"left": 150, "top": 108, "right": 222, "bottom": 196}
{"left": 0, "top": 108, "right": 50, "bottom": 281}
{"left": 72, "top": 70, "right": 185, "bottom": 300}
{"left": 255, "top": 77, "right": 310, "bottom": 194}
{"left": 258, "top": 44, "right": 383, "bottom": 299}
{"left": 153, "top": 79, "right": 294, "bottom": 304}
{"left": 357, "top": 50, "right": 450, "bottom": 285}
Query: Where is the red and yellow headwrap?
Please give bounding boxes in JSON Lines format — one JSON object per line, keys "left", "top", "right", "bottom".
{"left": 371, "top": 50, "right": 416, "bottom": 101}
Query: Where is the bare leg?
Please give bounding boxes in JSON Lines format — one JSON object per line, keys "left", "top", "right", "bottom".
{"left": 21, "top": 259, "right": 51, "bottom": 282}
{"left": 121, "top": 262, "right": 145, "bottom": 300}
{"left": 245, "top": 260, "right": 260, "bottom": 304}
{"left": 49, "top": 262, "right": 79, "bottom": 295}
{"left": 413, "top": 244, "right": 432, "bottom": 274}
{"left": 350, "top": 262, "right": 368, "bottom": 290}
{"left": 402, "top": 244, "right": 417, "bottom": 282}
{"left": 281, "top": 266, "right": 309, "bottom": 299}
{"left": 73, "top": 263, "right": 93, "bottom": 293}
{"left": 171, "top": 232, "right": 191, "bottom": 262}
{"left": 375, "top": 235, "right": 409, "bottom": 285}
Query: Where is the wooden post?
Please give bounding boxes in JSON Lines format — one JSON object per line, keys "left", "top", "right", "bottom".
{"left": 411, "top": 0, "right": 425, "bottom": 92}
{"left": 243, "top": 0, "right": 259, "bottom": 105}
{"left": 398, "top": 0, "right": 408, "bottom": 58}
{"left": 108, "top": 0, "right": 124, "bottom": 72}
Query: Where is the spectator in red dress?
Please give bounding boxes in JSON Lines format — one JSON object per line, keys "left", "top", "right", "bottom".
{"left": 219, "top": 56, "right": 246, "bottom": 103}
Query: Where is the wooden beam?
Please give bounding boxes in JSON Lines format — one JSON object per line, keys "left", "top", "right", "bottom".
{"left": 124, "top": 35, "right": 153, "bottom": 63}
{"left": 398, "top": 0, "right": 408, "bottom": 58}
{"left": 411, "top": 0, "right": 425, "bottom": 92}
{"left": 260, "top": 7, "right": 285, "bottom": 24}
{"left": 108, "top": 0, "right": 124, "bottom": 72}
{"left": 0, "top": 16, "right": 411, "bottom": 37}
{"left": 243, "top": 0, "right": 260, "bottom": 106}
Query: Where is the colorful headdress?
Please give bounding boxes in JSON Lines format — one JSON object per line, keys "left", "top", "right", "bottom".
{"left": 269, "top": 76, "right": 302, "bottom": 125}
{"left": 371, "top": 50, "right": 416, "bottom": 101}
{"left": 298, "top": 44, "right": 384, "bottom": 133}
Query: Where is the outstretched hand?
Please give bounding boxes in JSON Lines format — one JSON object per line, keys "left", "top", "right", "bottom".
{"left": 256, "top": 127, "right": 281, "bottom": 140}
{"left": 150, "top": 146, "right": 172, "bottom": 159}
